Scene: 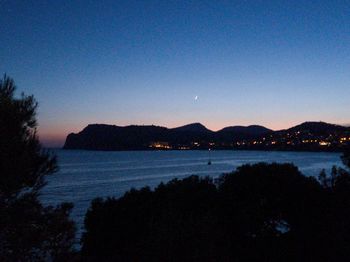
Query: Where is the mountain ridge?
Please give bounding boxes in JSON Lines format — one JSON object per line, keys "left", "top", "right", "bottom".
{"left": 63, "top": 121, "right": 350, "bottom": 151}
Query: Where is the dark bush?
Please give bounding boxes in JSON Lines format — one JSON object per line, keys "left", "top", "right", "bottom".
{"left": 81, "top": 159, "right": 350, "bottom": 262}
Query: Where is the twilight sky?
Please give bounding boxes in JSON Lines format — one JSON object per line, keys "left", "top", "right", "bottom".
{"left": 1, "top": 0, "right": 350, "bottom": 147}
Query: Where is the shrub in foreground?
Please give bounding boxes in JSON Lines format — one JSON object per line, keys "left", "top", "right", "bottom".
{"left": 81, "top": 161, "right": 350, "bottom": 262}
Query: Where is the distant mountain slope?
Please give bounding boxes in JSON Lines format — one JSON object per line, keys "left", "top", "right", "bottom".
{"left": 171, "top": 123, "right": 212, "bottom": 133}
{"left": 64, "top": 124, "right": 168, "bottom": 150}
{"left": 287, "top": 121, "right": 348, "bottom": 135}
{"left": 63, "top": 121, "right": 349, "bottom": 151}
{"left": 215, "top": 125, "right": 272, "bottom": 142}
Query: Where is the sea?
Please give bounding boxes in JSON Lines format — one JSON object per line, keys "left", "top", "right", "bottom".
{"left": 40, "top": 149, "right": 344, "bottom": 240}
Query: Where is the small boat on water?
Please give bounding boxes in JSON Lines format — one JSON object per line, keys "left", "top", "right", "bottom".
{"left": 208, "top": 148, "right": 212, "bottom": 165}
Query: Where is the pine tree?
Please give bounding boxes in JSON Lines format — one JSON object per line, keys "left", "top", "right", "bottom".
{"left": 0, "top": 75, "right": 76, "bottom": 261}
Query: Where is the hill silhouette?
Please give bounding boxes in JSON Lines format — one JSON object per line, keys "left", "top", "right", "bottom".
{"left": 63, "top": 122, "right": 271, "bottom": 150}
{"left": 63, "top": 121, "right": 349, "bottom": 151}
{"left": 216, "top": 125, "right": 272, "bottom": 141}
{"left": 171, "top": 123, "right": 212, "bottom": 133}
{"left": 287, "top": 121, "right": 348, "bottom": 135}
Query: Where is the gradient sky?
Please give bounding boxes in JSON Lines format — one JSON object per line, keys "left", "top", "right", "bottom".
{"left": 1, "top": 0, "right": 350, "bottom": 147}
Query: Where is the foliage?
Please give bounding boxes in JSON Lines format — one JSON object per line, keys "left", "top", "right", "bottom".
{"left": 81, "top": 159, "right": 350, "bottom": 262}
{"left": 0, "top": 75, "right": 76, "bottom": 261}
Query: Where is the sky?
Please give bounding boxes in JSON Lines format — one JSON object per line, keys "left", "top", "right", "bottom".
{"left": 1, "top": 0, "right": 350, "bottom": 147}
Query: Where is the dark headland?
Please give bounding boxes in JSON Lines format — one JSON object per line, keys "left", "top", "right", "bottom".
{"left": 64, "top": 121, "right": 350, "bottom": 152}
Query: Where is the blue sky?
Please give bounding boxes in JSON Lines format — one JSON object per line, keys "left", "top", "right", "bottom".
{"left": 1, "top": 0, "right": 350, "bottom": 146}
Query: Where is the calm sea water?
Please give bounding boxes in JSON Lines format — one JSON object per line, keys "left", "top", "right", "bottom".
{"left": 40, "top": 150, "right": 343, "bottom": 236}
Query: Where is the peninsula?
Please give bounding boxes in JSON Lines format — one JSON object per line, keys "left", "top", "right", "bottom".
{"left": 63, "top": 122, "right": 350, "bottom": 152}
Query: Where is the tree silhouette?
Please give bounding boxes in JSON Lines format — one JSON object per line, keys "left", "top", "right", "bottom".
{"left": 0, "top": 75, "right": 76, "bottom": 261}
{"left": 81, "top": 160, "right": 350, "bottom": 262}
